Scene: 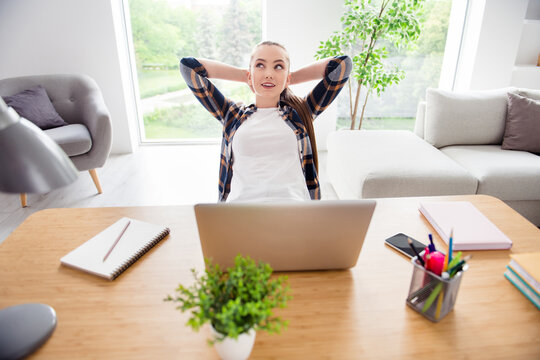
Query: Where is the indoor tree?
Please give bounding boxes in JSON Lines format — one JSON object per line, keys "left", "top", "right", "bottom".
{"left": 316, "top": 0, "right": 425, "bottom": 130}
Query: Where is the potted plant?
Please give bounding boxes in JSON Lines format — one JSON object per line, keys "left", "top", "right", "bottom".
{"left": 316, "top": 0, "right": 425, "bottom": 129}
{"left": 164, "top": 255, "right": 291, "bottom": 360}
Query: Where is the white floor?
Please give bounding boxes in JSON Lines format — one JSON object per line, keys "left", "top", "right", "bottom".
{"left": 0, "top": 145, "right": 337, "bottom": 244}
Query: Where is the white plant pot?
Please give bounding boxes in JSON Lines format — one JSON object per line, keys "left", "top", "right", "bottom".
{"left": 211, "top": 326, "right": 256, "bottom": 360}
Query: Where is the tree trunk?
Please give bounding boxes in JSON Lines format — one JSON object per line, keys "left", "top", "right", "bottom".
{"left": 351, "top": 0, "right": 389, "bottom": 130}
{"left": 358, "top": 90, "right": 371, "bottom": 130}
{"left": 348, "top": 80, "right": 353, "bottom": 128}
{"left": 350, "top": 79, "right": 363, "bottom": 130}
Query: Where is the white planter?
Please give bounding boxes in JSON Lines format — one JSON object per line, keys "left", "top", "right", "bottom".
{"left": 211, "top": 326, "right": 256, "bottom": 360}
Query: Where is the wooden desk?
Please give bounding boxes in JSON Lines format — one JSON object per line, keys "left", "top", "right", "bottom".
{"left": 1, "top": 195, "right": 539, "bottom": 359}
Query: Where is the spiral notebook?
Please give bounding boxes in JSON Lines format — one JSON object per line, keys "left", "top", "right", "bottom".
{"left": 61, "top": 217, "right": 170, "bottom": 280}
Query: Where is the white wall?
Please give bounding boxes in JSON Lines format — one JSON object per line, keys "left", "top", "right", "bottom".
{"left": 0, "top": 0, "right": 137, "bottom": 154}
{"left": 468, "top": 0, "right": 528, "bottom": 90}
{"left": 264, "top": 0, "right": 343, "bottom": 150}
{"left": 511, "top": 0, "right": 540, "bottom": 88}
{"left": 445, "top": 0, "right": 531, "bottom": 91}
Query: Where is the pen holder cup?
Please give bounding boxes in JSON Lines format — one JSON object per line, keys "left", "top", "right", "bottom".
{"left": 406, "top": 257, "right": 465, "bottom": 322}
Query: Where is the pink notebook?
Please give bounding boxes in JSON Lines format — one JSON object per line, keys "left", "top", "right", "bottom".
{"left": 419, "top": 201, "right": 512, "bottom": 250}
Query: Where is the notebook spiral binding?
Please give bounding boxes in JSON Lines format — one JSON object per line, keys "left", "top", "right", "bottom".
{"left": 110, "top": 227, "right": 170, "bottom": 280}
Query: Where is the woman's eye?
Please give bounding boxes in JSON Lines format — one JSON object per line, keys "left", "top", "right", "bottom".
{"left": 256, "top": 63, "right": 264, "bottom": 68}
{"left": 275, "top": 64, "right": 283, "bottom": 70}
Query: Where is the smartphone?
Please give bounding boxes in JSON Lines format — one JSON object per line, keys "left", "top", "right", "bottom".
{"left": 384, "top": 233, "right": 427, "bottom": 259}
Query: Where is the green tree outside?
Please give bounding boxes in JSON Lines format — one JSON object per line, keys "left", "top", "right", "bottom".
{"left": 128, "top": 0, "right": 260, "bottom": 140}
{"left": 336, "top": 0, "right": 451, "bottom": 130}
{"left": 128, "top": 0, "right": 450, "bottom": 139}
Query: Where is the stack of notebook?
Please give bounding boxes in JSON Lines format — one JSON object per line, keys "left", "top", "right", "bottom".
{"left": 504, "top": 252, "right": 540, "bottom": 310}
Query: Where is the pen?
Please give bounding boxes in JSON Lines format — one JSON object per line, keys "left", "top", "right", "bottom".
{"left": 422, "top": 282, "right": 443, "bottom": 313}
{"left": 436, "top": 235, "right": 451, "bottom": 319}
{"left": 407, "top": 237, "right": 425, "bottom": 266}
{"left": 428, "top": 233, "right": 436, "bottom": 252}
{"left": 435, "top": 288, "right": 444, "bottom": 319}
{"left": 448, "top": 227, "right": 454, "bottom": 265}
{"left": 448, "top": 255, "right": 472, "bottom": 277}
{"left": 446, "top": 251, "right": 462, "bottom": 271}
{"left": 103, "top": 220, "right": 131, "bottom": 262}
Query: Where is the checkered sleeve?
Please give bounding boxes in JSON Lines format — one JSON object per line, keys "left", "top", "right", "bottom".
{"left": 305, "top": 55, "right": 352, "bottom": 119}
{"left": 179, "top": 57, "right": 232, "bottom": 124}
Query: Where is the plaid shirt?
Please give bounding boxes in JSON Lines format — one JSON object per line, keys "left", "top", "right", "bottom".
{"left": 180, "top": 55, "right": 352, "bottom": 201}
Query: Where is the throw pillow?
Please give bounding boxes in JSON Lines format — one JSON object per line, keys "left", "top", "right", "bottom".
{"left": 424, "top": 87, "right": 512, "bottom": 148}
{"left": 502, "top": 92, "right": 540, "bottom": 153}
{"left": 2, "top": 85, "right": 68, "bottom": 130}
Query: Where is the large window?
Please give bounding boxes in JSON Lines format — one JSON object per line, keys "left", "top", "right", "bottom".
{"left": 336, "top": 0, "right": 453, "bottom": 131}
{"left": 127, "top": 0, "right": 261, "bottom": 142}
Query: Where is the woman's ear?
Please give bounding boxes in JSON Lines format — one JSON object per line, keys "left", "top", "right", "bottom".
{"left": 286, "top": 73, "right": 292, "bottom": 88}
{"left": 246, "top": 70, "right": 255, "bottom": 93}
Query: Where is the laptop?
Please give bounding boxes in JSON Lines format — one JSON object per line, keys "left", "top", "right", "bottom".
{"left": 194, "top": 200, "right": 376, "bottom": 271}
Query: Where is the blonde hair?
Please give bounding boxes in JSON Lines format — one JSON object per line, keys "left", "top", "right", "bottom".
{"left": 250, "top": 41, "right": 318, "bottom": 172}
{"left": 250, "top": 41, "right": 290, "bottom": 66}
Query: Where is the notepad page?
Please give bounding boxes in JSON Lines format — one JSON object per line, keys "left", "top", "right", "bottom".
{"left": 61, "top": 217, "right": 167, "bottom": 279}
{"left": 419, "top": 201, "right": 512, "bottom": 250}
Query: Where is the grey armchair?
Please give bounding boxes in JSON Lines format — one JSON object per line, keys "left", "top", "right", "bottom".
{"left": 0, "top": 74, "right": 112, "bottom": 207}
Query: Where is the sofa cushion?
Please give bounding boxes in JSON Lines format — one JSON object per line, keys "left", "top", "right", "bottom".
{"left": 517, "top": 88, "right": 540, "bottom": 101}
{"left": 502, "top": 93, "right": 540, "bottom": 153}
{"left": 327, "top": 130, "right": 478, "bottom": 199}
{"left": 413, "top": 101, "right": 426, "bottom": 138}
{"left": 2, "top": 85, "right": 69, "bottom": 130}
{"left": 424, "top": 88, "right": 513, "bottom": 148}
{"left": 45, "top": 124, "right": 92, "bottom": 156}
{"left": 441, "top": 145, "right": 540, "bottom": 201}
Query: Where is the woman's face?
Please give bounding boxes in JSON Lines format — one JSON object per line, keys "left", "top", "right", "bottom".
{"left": 248, "top": 45, "right": 291, "bottom": 107}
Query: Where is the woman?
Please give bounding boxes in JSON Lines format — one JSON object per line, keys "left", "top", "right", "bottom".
{"left": 180, "top": 41, "right": 351, "bottom": 202}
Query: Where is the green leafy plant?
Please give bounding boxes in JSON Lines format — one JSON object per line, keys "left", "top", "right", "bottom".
{"left": 164, "top": 255, "right": 291, "bottom": 344}
{"left": 316, "top": 0, "right": 425, "bottom": 130}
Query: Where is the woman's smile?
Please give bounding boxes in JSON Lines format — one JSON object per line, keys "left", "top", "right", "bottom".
{"left": 261, "top": 82, "right": 275, "bottom": 89}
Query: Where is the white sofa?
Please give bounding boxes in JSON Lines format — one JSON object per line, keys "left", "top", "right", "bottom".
{"left": 327, "top": 87, "right": 540, "bottom": 226}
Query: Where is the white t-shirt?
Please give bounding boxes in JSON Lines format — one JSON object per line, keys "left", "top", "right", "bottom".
{"left": 227, "top": 107, "right": 310, "bottom": 202}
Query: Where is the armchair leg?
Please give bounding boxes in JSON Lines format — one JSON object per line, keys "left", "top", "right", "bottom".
{"left": 89, "top": 169, "right": 103, "bottom": 194}
{"left": 20, "top": 193, "right": 27, "bottom": 207}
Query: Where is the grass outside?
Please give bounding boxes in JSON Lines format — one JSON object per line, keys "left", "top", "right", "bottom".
{"left": 143, "top": 104, "right": 221, "bottom": 139}
{"left": 143, "top": 113, "right": 416, "bottom": 140}
{"left": 137, "top": 70, "right": 417, "bottom": 139}
{"left": 139, "top": 76, "right": 252, "bottom": 140}
{"left": 137, "top": 69, "right": 186, "bottom": 98}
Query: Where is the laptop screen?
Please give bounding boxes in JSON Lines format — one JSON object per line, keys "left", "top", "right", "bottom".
{"left": 194, "top": 200, "right": 376, "bottom": 271}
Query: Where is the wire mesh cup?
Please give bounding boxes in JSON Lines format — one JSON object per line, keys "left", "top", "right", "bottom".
{"left": 406, "top": 256, "right": 466, "bottom": 322}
